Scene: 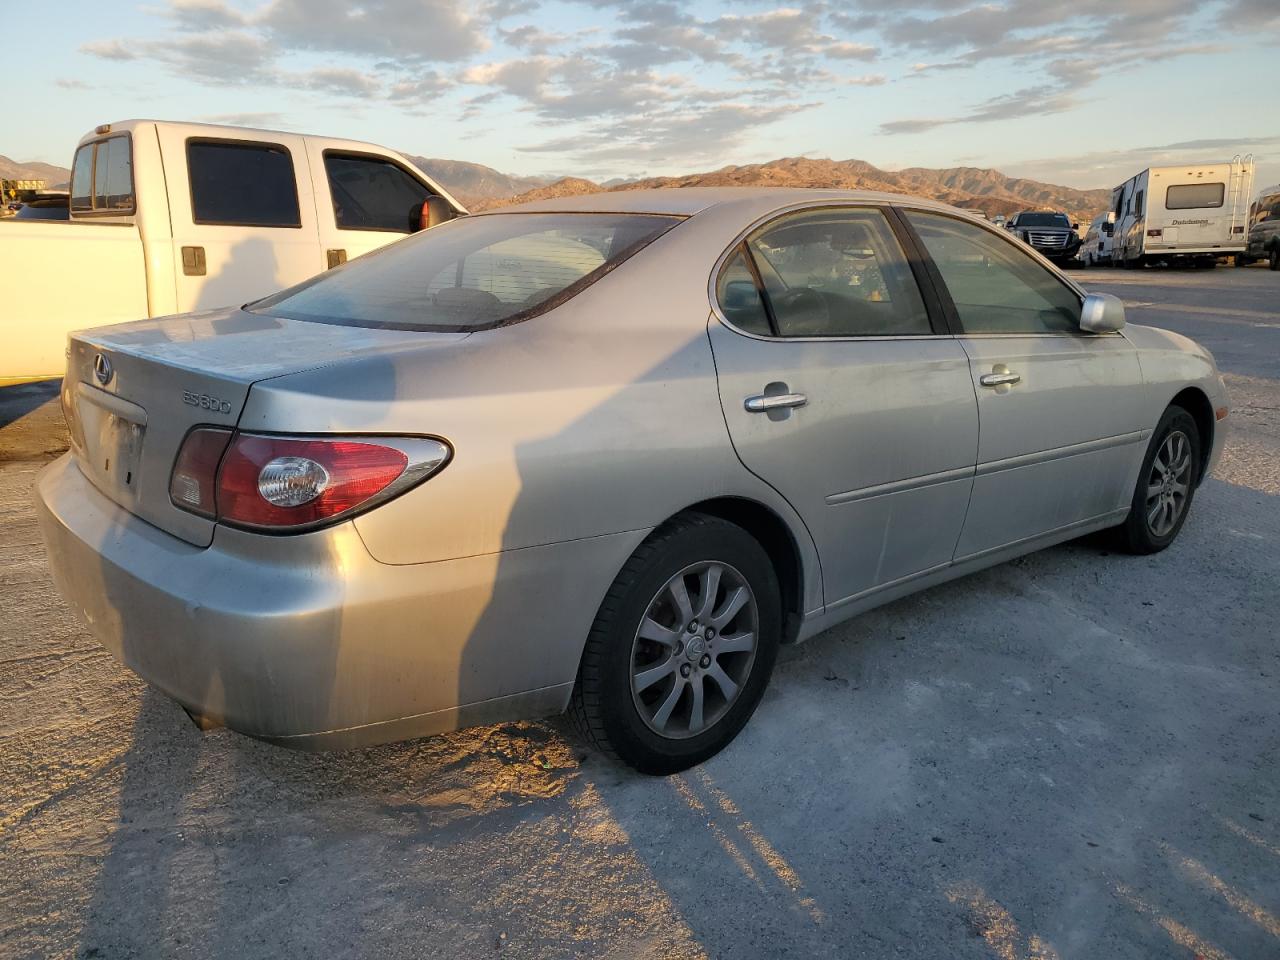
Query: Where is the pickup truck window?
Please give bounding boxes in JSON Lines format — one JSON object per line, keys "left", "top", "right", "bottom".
{"left": 187, "top": 140, "right": 301, "bottom": 228}
{"left": 70, "top": 135, "right": 134, "bottom": 214}
{"left": 254, "top": 212, "right": 682, "bottom": 332}
{"left": 1166, "top": 182, "right": 1225, "bottom": 210}
{"left": 324, "top": 153, "right": 432, "bottom": 233}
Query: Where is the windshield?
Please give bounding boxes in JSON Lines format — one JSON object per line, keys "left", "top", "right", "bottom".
{"left": 1016, "top": 213, "right": 1070, "bottom": 228}
{"left": 254, "top": 212, "right": 682, "bottom": 332}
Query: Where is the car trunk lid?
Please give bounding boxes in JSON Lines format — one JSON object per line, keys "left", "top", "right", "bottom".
{"left": 65, "top": 307, "right": 466, "bottom": 547}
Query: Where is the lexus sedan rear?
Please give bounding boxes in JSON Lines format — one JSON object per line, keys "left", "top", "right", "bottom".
{"left": 38, "top": 188, "right": 1228, "bottom": 773}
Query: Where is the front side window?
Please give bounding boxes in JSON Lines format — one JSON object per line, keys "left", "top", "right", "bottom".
{"left": 324, "top": 154, "right": 432, "bottom": 232}
{"left": 716, "top": 207, "right": 930, "bottom": 337}
{"left": 254, "top": 212, "right": 680, "bottom": 331}
{"left": 70, "top": 136, "right": 134, "bottom": 214}
{"left": 905, "top": 211, "right": 1081, "bottom": 334}
{"left": 1166, "top": 182, "right": 1225, "bottom": 210}
{"left": 187, "top": 141, "right": 300, "bottom": 227}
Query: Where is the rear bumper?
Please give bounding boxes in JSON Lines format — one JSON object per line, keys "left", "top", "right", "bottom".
{"left": 35, "top": 455, "right": 645, "bottom": 748}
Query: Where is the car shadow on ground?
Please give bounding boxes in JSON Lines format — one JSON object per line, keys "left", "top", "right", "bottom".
{"left": 65, "top": 481, "right": 1280, "bottom": 958}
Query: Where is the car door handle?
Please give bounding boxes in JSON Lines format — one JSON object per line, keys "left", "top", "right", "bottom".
{"left": 979, "top": 372, "right": 1021, "bottom": 387}
{"left": 744, "top": 392, "right": 808, "bottom": 413}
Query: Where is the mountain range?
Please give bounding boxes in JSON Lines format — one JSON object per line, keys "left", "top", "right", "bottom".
{"left": 0, "top": 152, "right": 1113, "bottom": 223}
{"left": 0, "top": 155, "right": 71, "bottom": 187}
{"left": 461, "top": 157, "right": 1113, "bottom": 225}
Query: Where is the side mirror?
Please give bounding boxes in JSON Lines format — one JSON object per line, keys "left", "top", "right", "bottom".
{"left": 417, "top": 196, "right": 457, "bottom": 232}
{"left": 1080, "top": 292, "right": 1125, "bottom": 333}
{"left": 1071, "top": 222, "right": 1080, "bottom": 231}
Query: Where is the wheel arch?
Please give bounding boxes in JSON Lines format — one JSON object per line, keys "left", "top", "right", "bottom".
{"left": 676, "top": 496, "right": 807, "bottom": 644}
{"left": 1169, "top": 386, "right": 1214, "bottom": 485}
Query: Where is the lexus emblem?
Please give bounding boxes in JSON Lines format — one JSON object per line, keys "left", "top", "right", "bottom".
{"left": 93, "top": 353, "right": 113, "bottom": 386}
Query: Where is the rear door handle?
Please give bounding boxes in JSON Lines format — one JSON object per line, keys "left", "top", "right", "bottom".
{"left": 744, "top": 392, "right": 808, "bottom": 413}
{"left": 979, "top": 372, "right": 1021, "bottom": 387}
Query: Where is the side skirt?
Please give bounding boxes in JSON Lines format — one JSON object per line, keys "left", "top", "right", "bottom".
{"left": 795, "top": 509, "right": 1129, "bottom": 643}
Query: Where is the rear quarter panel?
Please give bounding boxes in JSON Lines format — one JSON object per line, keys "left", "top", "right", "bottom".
{"left": 240, "top": 210, "right": 825, "bottom": 612}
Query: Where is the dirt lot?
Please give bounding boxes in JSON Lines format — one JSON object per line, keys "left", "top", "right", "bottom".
{"left": 1, "top": 267, "right": 1277, "bottom": 959}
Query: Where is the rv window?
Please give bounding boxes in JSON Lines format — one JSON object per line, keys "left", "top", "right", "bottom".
{"left": 1134, "top": 190, "right": 1144, "bottom": 217}
{"left": 1166, "top": 182, "right": 1225, "bottom": 210}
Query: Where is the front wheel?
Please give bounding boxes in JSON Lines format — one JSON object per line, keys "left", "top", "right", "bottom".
{"left": 1115, "top": 407, "right": 1201, "bottom": 554}
{"left": 570, "top": 513, "right": 781, "bottom": 774}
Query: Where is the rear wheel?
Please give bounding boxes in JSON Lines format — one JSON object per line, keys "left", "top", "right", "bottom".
{"left": 570, "top": 513, "right": 781, "bottom": 774}
{"left": 1115, "top": 407, "right": 1201, "bottom": 554}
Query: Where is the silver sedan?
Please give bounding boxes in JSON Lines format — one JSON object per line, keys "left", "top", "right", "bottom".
{"left": 37, "top": 188, "right": 1229, "bottom": 773}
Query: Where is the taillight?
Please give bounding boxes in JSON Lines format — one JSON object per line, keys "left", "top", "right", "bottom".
{"left": 1232, "top": 226, "right": 1244, "bottom": 234}
{"left": 169, "top": 427, "right": 233, "bottom": 518}
{"left": 169, "top": 431, "right": 450, "bottom": 532}
{"left": 1146, "top": 228, "right": 1163, "bottom": 238}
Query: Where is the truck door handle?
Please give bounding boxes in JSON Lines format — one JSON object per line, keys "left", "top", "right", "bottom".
{"left": 744, "top": 392, "right": 808, "bottom": 413}
{"left": 181, "top": 246, "right": 206, "bottom": 277}
{"left": 980, "top": 372, "right": 1021, "bottom": 387}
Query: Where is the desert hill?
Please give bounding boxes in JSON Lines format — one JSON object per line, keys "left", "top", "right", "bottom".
{"left": 467, "top": 157, "right": 1111, "bottom": 224}
{"left": 0, "top": 155, "right": 71, "bottom": 187}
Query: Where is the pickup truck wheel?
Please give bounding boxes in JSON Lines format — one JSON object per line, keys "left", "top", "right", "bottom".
{"left": 569, "top": 513, "right": 781, "bottom": 774}
{"left": 1234, "top": 254, "right": 1250, "bottom": 267}
{"left": 1115, "top": 407, "right": 1201, "bottom": 555}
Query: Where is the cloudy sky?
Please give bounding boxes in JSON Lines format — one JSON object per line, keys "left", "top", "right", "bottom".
{"left": 6, "top": 0, "right": 1278, "bottom": 189}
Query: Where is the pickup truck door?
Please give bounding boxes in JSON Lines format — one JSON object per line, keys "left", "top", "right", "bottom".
{"left": 902, "top": 210, "right": 1147, "bottom": 559}
{"left": 305, "top": 143, "right": 439, "bottom": 268}
{"left": 155, "top": 128, "right": 323, "bottom": 312}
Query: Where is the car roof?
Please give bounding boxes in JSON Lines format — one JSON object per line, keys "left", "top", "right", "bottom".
{"left": 481, "top": 186, "right": 977, "bottom": 220}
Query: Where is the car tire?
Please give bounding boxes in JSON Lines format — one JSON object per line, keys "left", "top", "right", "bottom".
{"left": 1270, "top": 247, "right": 1279, "bottom": 271}
{"left": 1234, "top": 254, "right": 1249, "bottom": 267}
{"left": 1115, "top": 407, "right": 1201, "bottom": 555}
{"left": 569, "top": 512, "right": 781, "bottom": 774}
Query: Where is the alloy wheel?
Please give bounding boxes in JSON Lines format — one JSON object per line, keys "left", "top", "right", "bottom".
{"left": 629, "top": 561, "right": 758, "bottom": 740}
{"left": 1145, "top": 429, "right": 1193, "bottom": 538}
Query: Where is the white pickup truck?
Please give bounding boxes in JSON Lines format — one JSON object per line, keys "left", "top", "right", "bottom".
{"left": 0, "top": 119, "right": 465, "bottom": 383}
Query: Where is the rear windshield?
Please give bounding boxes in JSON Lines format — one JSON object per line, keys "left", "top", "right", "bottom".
{"left": 1016, "top": 213, "right": 1070, "bottom": 227}
{"left": 1166, "top": 182, "right": 1225, "bottom": 210}
{"left": 254, "top": 212, "right": 682, "bottom": 331}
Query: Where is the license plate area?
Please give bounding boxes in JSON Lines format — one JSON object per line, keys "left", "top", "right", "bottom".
{"left": 74, "top": 383, "right": 148, "bottom": 504}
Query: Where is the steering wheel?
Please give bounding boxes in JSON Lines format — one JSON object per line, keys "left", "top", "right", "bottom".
{"left": 772, "top": 287, "right": 829, "bottom": 335}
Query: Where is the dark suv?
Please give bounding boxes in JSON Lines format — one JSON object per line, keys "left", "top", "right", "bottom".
{"left": 1005, "top": 211, "right": 1082, "bottom": 264}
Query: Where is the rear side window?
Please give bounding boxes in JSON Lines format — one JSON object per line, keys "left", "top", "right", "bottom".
{"left": 253, "top": 212, "right": 681, "bottom": 331}
{"left": 187, "top": 141, "right": 301, "bottom": 227}
{"left": 324, "top": 153, "right": 432, "bottom": 232}
{"left": 905, "top": 211, "right": 1081, "bottom": 334}
{"left": 715, "top": 207, "right": 931, "bottom": 337}
{"left": 70, "top": 135, "right": 134, "bottom": 214}
{"left": 1166, "top": 182, "right": 1225, "bottom": 210}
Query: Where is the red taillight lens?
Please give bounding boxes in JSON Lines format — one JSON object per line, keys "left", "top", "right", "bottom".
{"left": 1232, "top": 225, "right": 1245, "bottom": 234}
{"left": 219, "top": 435, "right": 409, "bottom": 529}
{"left": 169, "top": 431, "right": 449, "bottom": 531}
{"left": 169, "top": 427, "right": 233, "bottom": 518}
{"left": 1146, "top": 228, "right": 1163, "bottom": 238}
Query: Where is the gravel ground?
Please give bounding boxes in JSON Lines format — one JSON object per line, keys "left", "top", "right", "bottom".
{"left": 1, "top": 268, "right": 1277, "bottom": 959}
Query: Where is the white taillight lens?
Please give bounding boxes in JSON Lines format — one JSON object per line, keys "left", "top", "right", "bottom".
{"left": 257, "top": 456, "right": 331, "bottom": 507}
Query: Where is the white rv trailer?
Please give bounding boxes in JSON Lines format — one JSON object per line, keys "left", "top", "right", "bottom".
{"left": 1104, "top": 156, "right": 1254, "bottom": 267}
